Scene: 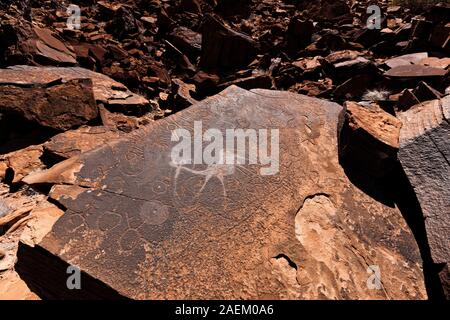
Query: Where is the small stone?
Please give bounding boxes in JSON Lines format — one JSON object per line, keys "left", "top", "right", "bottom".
{"left": 384, "top": 64, "right": 447, "bottom": 78}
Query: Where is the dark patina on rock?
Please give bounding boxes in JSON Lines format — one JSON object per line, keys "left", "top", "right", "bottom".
{"left": 398, "top": 97, "right": 450, "bottom": 298}
{"left": 17, "top": 86, "right": 426, "bottom": 299}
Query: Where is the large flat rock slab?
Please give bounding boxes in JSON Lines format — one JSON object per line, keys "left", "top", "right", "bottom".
{"left": 17, "top": 86, "right": 426, "bottom": 299}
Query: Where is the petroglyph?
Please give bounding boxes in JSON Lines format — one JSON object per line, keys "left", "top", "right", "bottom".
{"left": 17, "top": 86, "right": 426, "bottom": 299}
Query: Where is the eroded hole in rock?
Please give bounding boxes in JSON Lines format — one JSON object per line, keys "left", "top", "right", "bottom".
{"left": 39, "top": 148, "right": 67, "bottom": 168}
{"left": 270, "top": 253, "right": 301, "bottom": 298}
{"left": 273, "top": 254, "right": 298, "bottom": 270}
{"left": 4, "top": 167, "right": 14, "bottom": 185}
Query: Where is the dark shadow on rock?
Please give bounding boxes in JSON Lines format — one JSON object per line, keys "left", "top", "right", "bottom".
{"left": 388, "top": 161, "right": 446, "bottom": 300}
{"left": 337, "top": 109, "right": 395, "bottom": 208}
{"left": 338, "top": 111, "right": 445, "bottom": 299}
{"left": 0, "top": 113, "right": 56, "bottom": 155}
{"left": 16, "top": 242, "right": 129, "bottom": 300}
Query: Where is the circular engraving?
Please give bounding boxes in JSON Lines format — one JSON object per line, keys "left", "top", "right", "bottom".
{"left": 139, "top": 200, "right": 170, "bottom": 225}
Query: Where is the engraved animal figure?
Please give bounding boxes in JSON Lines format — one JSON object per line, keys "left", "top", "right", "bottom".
{"left": 170, "top": 149, "right": 252, "bottom": 203}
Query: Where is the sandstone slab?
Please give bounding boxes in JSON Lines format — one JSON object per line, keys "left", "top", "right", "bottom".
{"left": 0, "top": 145, "right": 45, "bottom": 184}
{"left": 17, "top": 86, "right": 426, "bottom": 300}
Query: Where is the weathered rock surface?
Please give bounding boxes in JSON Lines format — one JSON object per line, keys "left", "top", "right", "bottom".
{"left": 384, "top": 52, "right": 429, "bottom": 69}
{"left": 0, "top": 66, "right": 149, "bottom": 110}
{"left": 0, "top": 145, "right": 45, "bottom": 183}
{"left": 17, "top": 86, "right": 426, "bottom": 300}
{"left": 2, "top": 0, "right": 449, "bottom": 301}
{"left": 0, "top": 183, "right": 63, "bottom": 300}
{"left": 0, "top": 184, "right": 48, "bottom": 236}
{"left": 418, "top": 57, "right": 450, "bottom": 69}
{"left": 398, "top": 97, "right": 450, "bottom": 297}
{"left": 0, "top": 74, "right": 97, "bottom": 131}
{"left": 43, "top": 126, "right": 123, "bottom": 160}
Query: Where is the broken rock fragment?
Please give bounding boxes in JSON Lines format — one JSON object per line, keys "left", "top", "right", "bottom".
{"left": 0, "top": 75, "right": 97, "bottom": 131}
{"left": 397, "top": 81, "right": 443, "bottom": 111}
{"left": 0, "top": 18, "right": 76, "bottom": 66}
{"left": 43, "top": 126, "right": 123, "bottom": 160}
{"left": 18, "top": 86, "right": 426, "bottom": 300}
{"left": 200, "top": 15, "right": 258, "bottom": 70}
{"left": 169, "top": 27, "right": 202, "bottom": 58}
{"left": 384, "top": 64, "right": 447, "bottom": 78}
{"left": 384, "top": 52, "right": 428, "bottom": 69}
{"left": 397, "top": 89, "right": 420, "bottom": 111}
{"left": 286, "top": 18, "right": 314, "bottom": 54}
{"left": 339, "top": 101, "right": 402, "bottom": 177}
{"left": 105, "top": 6, "right": 143, "bottom": 40}
{"left": 414, "top": 81, "right": 443, "bottom": 102}
{"left": 0, "top": 66, "right": 149, "bottom": 111}
{"left": 325, "top": 56, "right": 378, "bottom": 85}
{"left": 0, "top": 184, "right": 47, "bottom": 236}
